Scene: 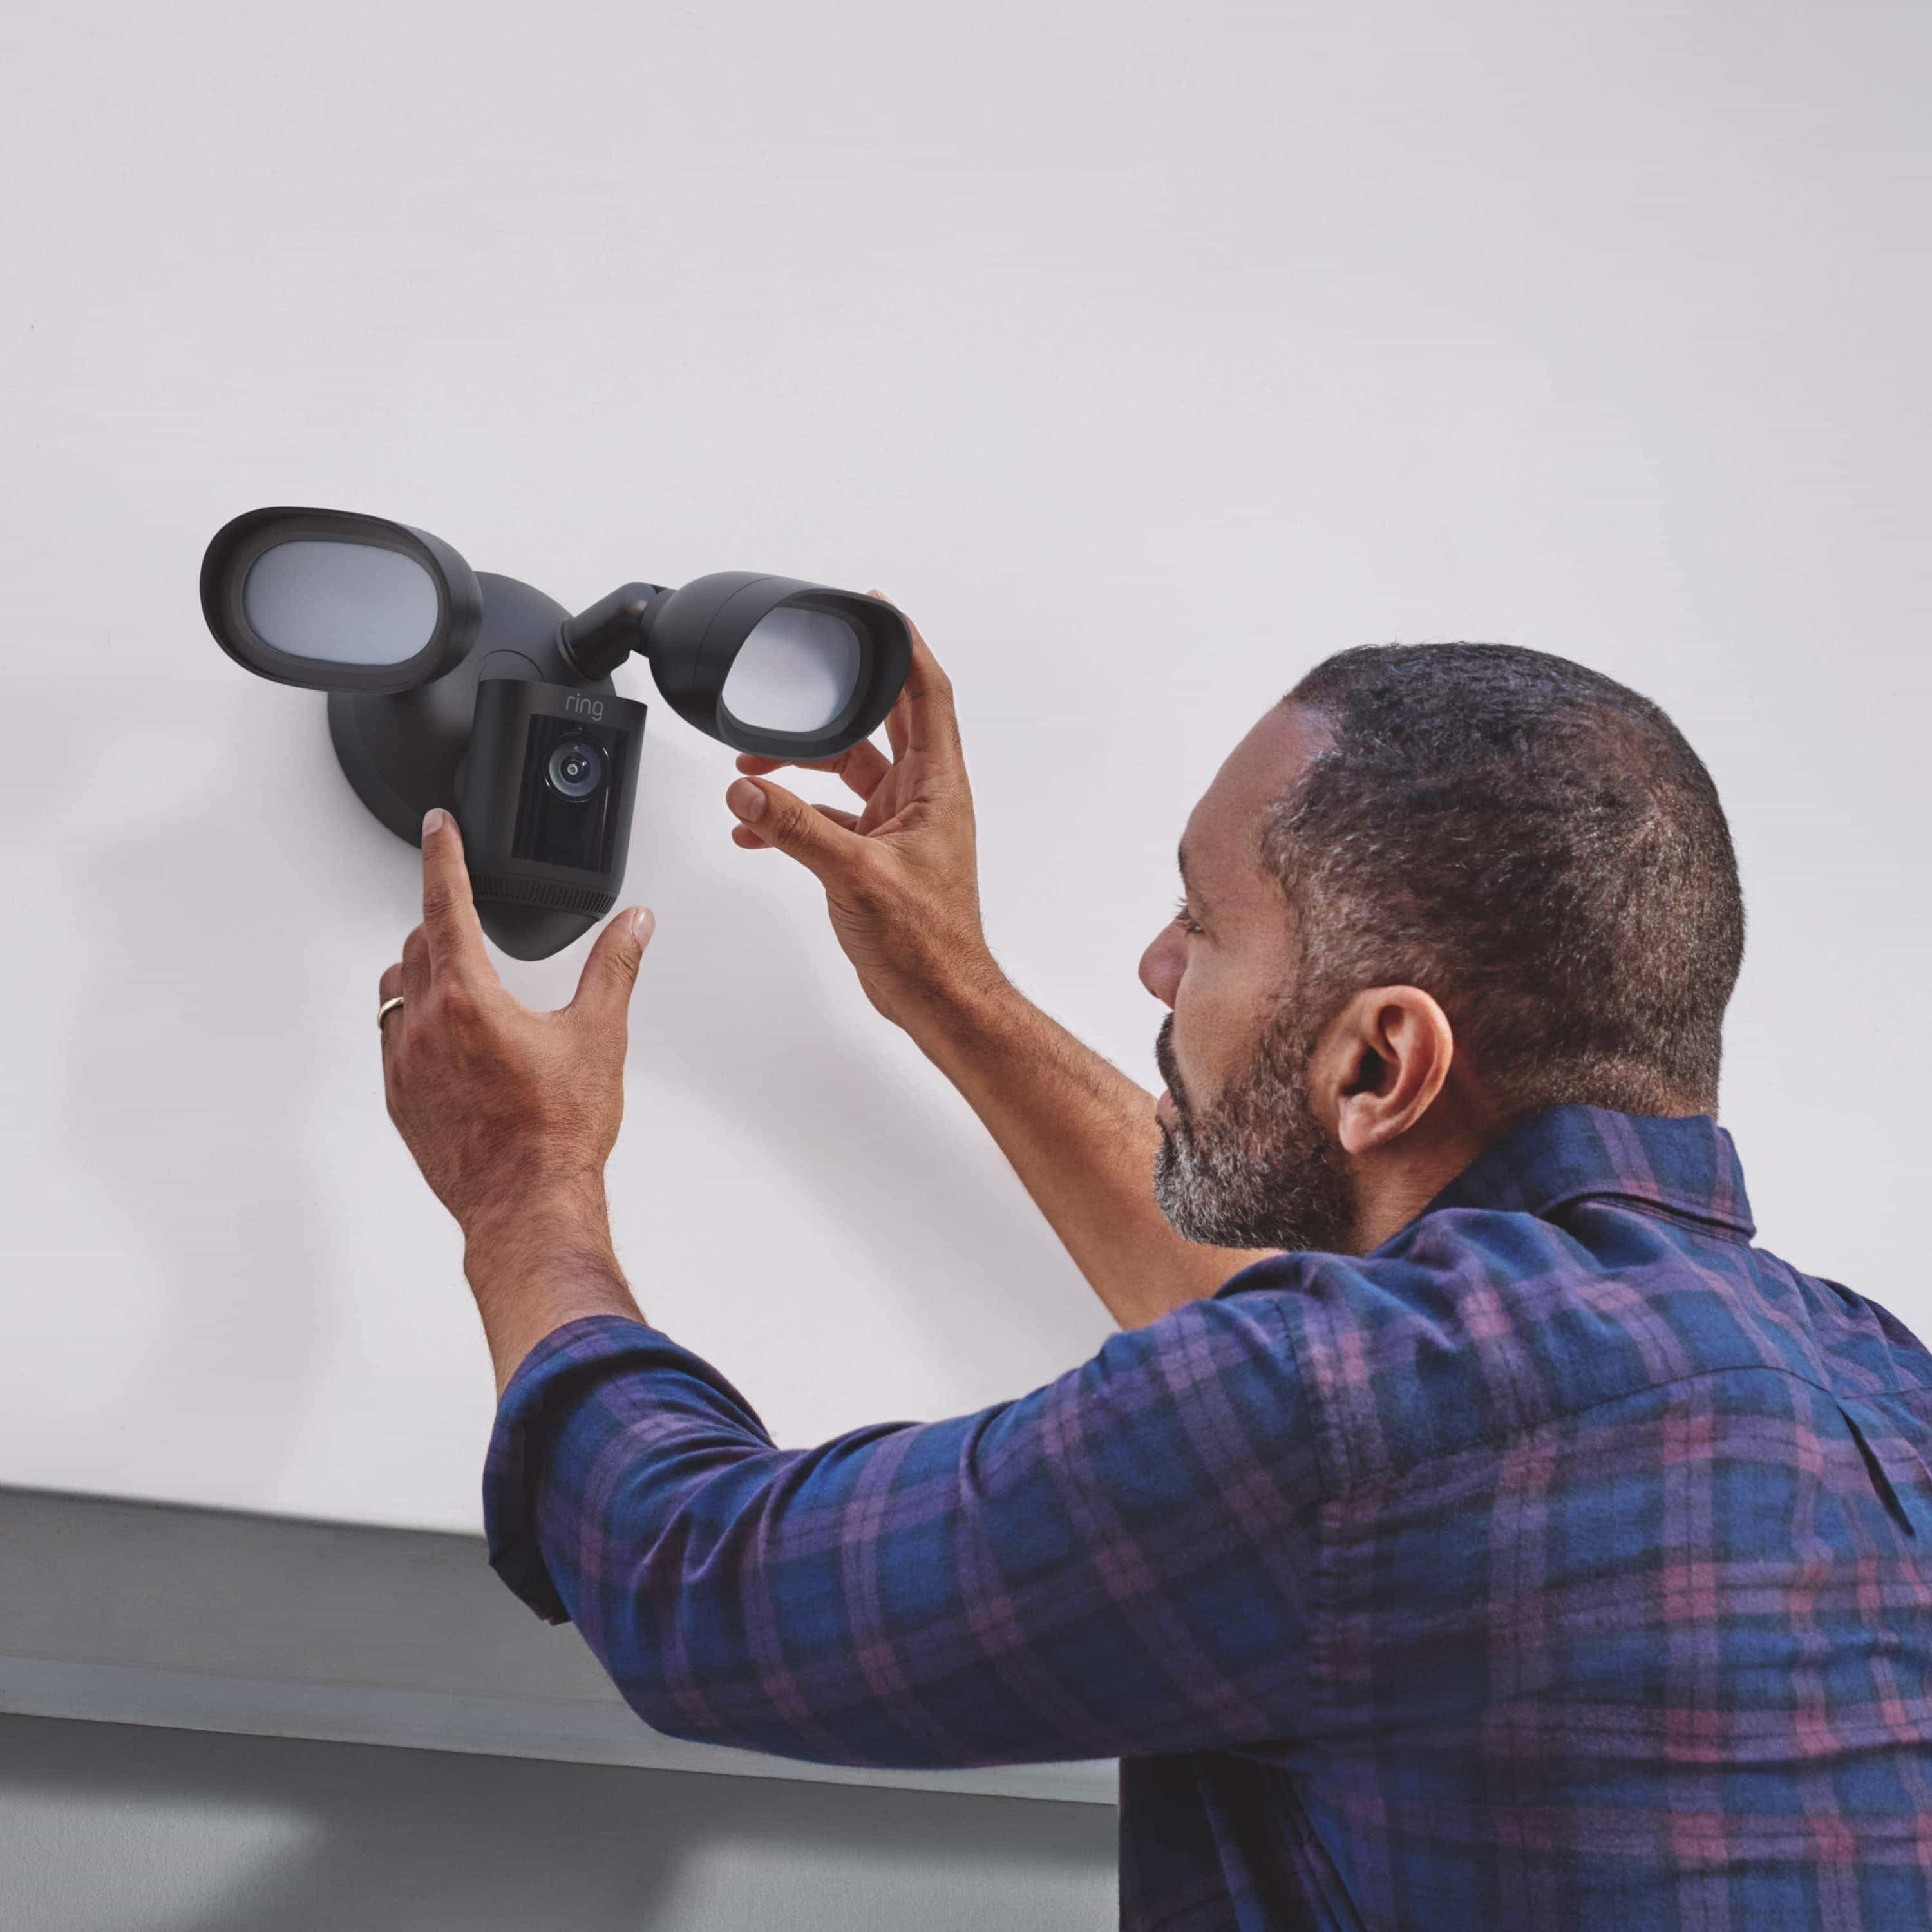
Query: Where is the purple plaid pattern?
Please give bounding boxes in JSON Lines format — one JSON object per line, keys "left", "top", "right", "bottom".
{"left": 485, "top": 1107, "right": 1932, "bottom": 1929}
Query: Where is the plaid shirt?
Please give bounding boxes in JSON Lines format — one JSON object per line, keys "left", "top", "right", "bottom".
{"left": 484, "top": 1106, "right": 1932, "bottom": 1929}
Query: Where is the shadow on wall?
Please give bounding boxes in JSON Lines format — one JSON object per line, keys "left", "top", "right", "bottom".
{"left": 38, "top": 680, "right": 342, "bottom": 1488}
{"left": 0, "top": 1715, "right": 1117, "bottom": 1932}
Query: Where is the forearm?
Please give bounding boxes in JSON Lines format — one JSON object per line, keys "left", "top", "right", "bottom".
{"left": 484, "top": 1297, "right": 1321, "bottom": 1767}
{"left": 904, "top": 972, "right": 1273, "bottom": 1327}
{"left": 463, "top": 1182, "right": 644, "bottom": 1397}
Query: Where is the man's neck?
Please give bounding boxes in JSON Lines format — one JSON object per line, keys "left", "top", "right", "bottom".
{"left": 1347, "top": 1090, "right": 1507, "bottom": 1255}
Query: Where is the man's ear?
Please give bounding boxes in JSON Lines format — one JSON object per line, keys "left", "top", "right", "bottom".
{"left": 1310, "top": 985, "right": 1455, "bottom": 1157}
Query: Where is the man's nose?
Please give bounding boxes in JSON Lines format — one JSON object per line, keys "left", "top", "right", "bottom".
{"left": 1139, "top": 925, "right": 1182, "bottom": 1008}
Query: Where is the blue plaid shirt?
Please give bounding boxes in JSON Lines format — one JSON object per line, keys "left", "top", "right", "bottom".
{"left": 484, "top": 1107, "right": 1932, "bottom": 1929}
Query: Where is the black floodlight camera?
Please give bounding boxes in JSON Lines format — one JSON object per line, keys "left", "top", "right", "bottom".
{"left": 200, "top": 507, "right": 913, "bottom": 960}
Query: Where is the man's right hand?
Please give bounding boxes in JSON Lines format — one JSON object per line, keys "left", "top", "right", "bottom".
{"left": 724, "top": 600, "right": 1008, "bottom": 1035}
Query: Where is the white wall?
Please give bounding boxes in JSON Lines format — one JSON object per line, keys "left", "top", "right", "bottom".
{"left": 1, "top": 1, "right": 1927, "bottom": 1530}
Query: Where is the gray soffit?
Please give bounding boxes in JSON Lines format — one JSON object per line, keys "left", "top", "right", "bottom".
{"left": 0, "top": 1486, "right": 1116, "bottom": 1806}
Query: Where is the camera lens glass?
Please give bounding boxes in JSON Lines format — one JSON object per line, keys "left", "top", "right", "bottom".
{"left": 546, "top": 737, "right": 606, "bottom": 802}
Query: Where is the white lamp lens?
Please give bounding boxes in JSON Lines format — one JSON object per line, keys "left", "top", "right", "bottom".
{"left": 721, "top": 605, "right": 863, "bottom": 734}
{"left": 243, "top": 540, "right": 440, "bottom": 667}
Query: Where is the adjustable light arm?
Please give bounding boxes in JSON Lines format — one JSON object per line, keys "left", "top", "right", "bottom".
{"left": 557, "top": 582, "right": 667, "bottom": 683}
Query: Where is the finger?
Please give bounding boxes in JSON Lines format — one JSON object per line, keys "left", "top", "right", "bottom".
{"left": 734, "top": 744, "right": 891, "bottom": 801}
{"left": 731, "top": 803, "right": 858, "bottom": 844}
{"left": 377, "top": 961, "right": 404, "bottom": 1060}
{"left": 570, "top": 906, "right": 655, "bottom": 1027}
{"left": 724, "top": 775, "right": 869, "bottom": 884}
{"left": 873, "top": 591, "right": 947, "bottom": 765}
{"left": 734, "top": 753, "right": 841, "bottom": 775}
{"left": 828, "top": 741, "right": 891, "bottom": 800}
{"left": 871, "top": 594, "right": 916, "bottom": 761}
{"left": 896, "top": 624, "right": 962, "bottom": 766}
{"left": 400, "top": 925, "right": 432, "bottom": 1001}
{"left": 420, "top": 809, "right": 489, "bottom": 978}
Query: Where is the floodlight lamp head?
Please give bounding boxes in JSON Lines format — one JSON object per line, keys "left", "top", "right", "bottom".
{"left": 200, "top": 506, "right": 484, "bottom": 694}
{"left": 558, "top": 571, "right": 913, "bottom": 762}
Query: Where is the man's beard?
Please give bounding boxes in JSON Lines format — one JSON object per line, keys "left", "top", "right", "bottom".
{"left": 1152, "top": 1006, "right": 1356, "bottom": 1254}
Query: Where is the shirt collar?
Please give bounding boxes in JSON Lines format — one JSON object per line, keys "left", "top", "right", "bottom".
{"left": 1417, "top": 1104, "right": 1756, "bottom": 1241}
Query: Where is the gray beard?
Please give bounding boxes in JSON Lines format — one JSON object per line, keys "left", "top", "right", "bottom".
{"left": 1152, "top": 1009, "right": 1356, "bottom": 1255}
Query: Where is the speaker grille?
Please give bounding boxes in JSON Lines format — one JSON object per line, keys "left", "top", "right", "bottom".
{"left": 470, "top": 873, "right": 616, "bottom": 918}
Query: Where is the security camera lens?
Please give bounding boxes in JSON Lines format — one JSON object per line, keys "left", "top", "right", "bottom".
{"left": 546, "top": 737, "right": 606, "bottom": 801}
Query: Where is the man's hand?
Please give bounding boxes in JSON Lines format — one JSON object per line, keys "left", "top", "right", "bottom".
{"left": 379, "top": 810, "right": 654, "bottom": 1390}
{"left": 724, "top": 602, "right": 1007, "bottom": 1033}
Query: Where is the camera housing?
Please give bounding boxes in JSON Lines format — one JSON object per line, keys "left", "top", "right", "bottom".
{"left": 458, "top": 679, "right": 647, "bottom": 961}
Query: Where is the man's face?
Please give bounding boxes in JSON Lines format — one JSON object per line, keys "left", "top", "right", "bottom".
{"left": 1139, "top": 704, "right": 1356, "bottom": 1254}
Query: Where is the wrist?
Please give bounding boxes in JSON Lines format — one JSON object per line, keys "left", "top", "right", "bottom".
{"left": 459, "top": 1173, "right": 612, "bottom": 1262}
{"left": 899, "top": 956, "right": 1029, "bottom": 1073}
{"left": 460, "top": 1178, "right": 641, "bottom": 1396}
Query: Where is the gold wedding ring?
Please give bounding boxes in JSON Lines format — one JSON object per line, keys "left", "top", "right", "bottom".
{"left": 377, "top": 996, "right": 406, "bottom": 1034}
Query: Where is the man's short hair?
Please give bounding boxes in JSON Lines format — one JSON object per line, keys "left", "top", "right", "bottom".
{"left": 1271, "top": 643, "right": 1745, "bottom": 1117}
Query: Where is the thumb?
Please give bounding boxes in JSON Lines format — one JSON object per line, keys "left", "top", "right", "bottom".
{"left": 571, "top": 905, "right": 654, "bottom": 1025}
{"left": 726, "top": 775, "right": 865, "bottom": 884}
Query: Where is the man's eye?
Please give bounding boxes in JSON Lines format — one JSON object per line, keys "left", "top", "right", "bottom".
{"left": 1173, "top": 897, "right": 1204, "bottom": 936}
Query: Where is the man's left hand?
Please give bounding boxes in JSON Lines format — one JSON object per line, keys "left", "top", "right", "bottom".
{"left": 377, "top": 808, "right": 655, "bottom": 1247}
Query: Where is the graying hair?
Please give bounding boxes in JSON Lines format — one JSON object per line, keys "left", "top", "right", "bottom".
{"left": 1268, "top": 643, "right": 1745, "bottom": 1118}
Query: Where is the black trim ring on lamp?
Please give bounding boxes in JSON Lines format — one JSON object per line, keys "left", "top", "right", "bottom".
{"left": 200, "top": 506, "right": 483, "bottom": 697}
{"left": 580, "top": 570, "right": 914, "bottom": 764}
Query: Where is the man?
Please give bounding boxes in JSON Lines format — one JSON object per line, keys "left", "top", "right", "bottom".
{"left": 377, "top": 619, "right": 1932, "bottom": 1930}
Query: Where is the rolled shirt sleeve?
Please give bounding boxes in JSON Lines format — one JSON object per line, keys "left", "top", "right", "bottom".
{"left": 483, "top": 1290, "right": 1324, "bottom": 1770}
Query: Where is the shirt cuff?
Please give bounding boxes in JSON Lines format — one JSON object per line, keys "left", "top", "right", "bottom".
{"left": 481, "top": 1312, "right": 772, "bottom": 1625}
